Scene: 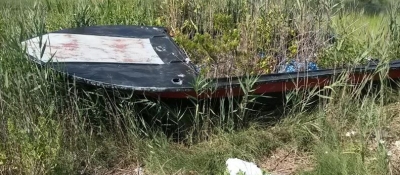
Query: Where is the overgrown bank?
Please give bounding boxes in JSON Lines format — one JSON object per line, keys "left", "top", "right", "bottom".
{"left": 1, "top": 0, "right": 400, "bottom": 174}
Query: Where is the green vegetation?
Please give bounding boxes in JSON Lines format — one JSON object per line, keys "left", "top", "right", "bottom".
{"left": 1, "top": 0, "right": 400, "bottom": 174}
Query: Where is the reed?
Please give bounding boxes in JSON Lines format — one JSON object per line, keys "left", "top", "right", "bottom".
{"left": 0, "top": 0, "right": 399, "bottom": 174}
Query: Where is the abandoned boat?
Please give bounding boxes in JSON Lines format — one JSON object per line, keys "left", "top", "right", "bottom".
{"left": 20, "top": 25, "right": 400, "bottom": 99}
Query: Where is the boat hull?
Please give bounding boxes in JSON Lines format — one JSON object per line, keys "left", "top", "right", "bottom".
{"left": 20, "top": 25, "right": 400, "bottom": 99}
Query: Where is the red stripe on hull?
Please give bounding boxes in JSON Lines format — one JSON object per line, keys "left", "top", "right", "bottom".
{"left": 142, "top": 69, "right": 400, "bottom": 99}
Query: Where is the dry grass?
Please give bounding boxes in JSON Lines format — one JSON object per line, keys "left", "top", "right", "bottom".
{"left": 0, "top": 0, "right": 400, "bottom": 175}
{"left": 259, "top": 148, "right": 314, "bottom": 175}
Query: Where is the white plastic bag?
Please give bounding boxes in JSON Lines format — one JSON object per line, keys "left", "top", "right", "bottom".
{"left": 226, "top": 158, "right": 264, "bottom": 175}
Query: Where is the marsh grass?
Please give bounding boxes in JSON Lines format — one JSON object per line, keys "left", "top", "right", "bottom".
{"left": 1, "top": 0, "right": 400, "bottom": 174}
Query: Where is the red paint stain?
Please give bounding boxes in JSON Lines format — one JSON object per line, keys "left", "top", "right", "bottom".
{"left": 111, "top": 39, "right": 128, "bottom": 54}
{"left": 62, "top": 39, "right": 78, "bottom": 51}
{"left": 113, "top": 43, "right": 128, "bottom": 50}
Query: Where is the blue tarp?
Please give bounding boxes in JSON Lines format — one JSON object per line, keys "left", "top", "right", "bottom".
{"left": 194, "top": 53, "right": 320, "bottom": 74}
{"left": 277, "top": 59, "right": 319, "bottom": 73}
{"left": 258, "top": 52, "right": 319, "bottom": 73}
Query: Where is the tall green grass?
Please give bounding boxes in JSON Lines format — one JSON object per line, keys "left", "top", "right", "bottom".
{"left": 0, "top": 0, "right": 400, "bottom": 174}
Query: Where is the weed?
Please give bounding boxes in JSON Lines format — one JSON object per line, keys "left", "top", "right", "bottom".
{"left": 0, "top": 0, "right": 400, "bottom": 175}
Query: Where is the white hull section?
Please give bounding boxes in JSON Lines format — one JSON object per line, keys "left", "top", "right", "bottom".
{"left": 21, "top": 33, "right": 165, "bottom": 64}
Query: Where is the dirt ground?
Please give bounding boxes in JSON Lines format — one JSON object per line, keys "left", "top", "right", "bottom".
{"left": 258, "top": 148, "right": 314, "bottom": 175}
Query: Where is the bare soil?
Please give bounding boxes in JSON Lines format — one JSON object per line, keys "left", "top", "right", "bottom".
{"left": 258, "top": 147, "right": 314, "bottom": 175}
